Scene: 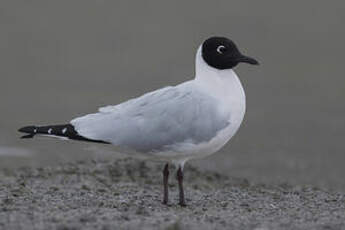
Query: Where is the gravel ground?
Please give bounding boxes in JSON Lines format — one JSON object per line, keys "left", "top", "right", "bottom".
{"left": 0, "top": 158, "right": 344, "bottom": 230}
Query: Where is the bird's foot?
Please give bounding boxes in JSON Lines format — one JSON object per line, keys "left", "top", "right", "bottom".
{"left": 178, "top": 201, "right": 187, "bottom": 207}
{"left": 162, "top": 199, "right": 169, "bottom": 205}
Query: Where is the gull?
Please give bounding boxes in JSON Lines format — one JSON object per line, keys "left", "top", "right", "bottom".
{"left": 18, "top": 36, "right": 259, "bottom": 206}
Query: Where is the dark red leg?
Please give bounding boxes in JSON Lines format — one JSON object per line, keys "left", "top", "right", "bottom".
{"left": 177, "top": 166, "right": 186, "bottom": 206}
{"left": 162, "top": 163, "right": 169, "bottom": 205}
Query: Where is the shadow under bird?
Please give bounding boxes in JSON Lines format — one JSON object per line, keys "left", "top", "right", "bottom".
{"left": 19, "top": 36, "right": 259, "bottom": 206}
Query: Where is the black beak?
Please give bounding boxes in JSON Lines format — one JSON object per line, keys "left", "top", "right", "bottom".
{"left": 236, "top": 54, "right": 259, "bottom": 65}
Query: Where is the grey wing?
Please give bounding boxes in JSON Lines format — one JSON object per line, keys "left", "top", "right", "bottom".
{"left": 71, "top": 83, "right": 230, "bottom": 153}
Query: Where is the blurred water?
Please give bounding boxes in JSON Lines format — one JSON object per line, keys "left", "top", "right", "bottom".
{"left": 1, "top": 0, "right": 345, "bottom": 190}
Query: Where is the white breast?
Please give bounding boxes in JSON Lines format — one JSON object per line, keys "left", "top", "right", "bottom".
{"left": 188, "top": 67, "right": 246, "bottom": 159}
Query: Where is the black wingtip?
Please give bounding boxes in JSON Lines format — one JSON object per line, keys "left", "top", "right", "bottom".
{"left": 18, "top": 126, "right": 36, "bottom": 133}
{"left": 18, "top": 126, "right": 37, "bottom": 139}
{"left": 18, "top": 124, "right": 110, "bottom": 144}
{"left": 21, "top": 134, "right": 35, "bottom": 139}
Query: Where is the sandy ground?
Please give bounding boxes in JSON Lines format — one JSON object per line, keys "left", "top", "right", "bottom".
{"left": 0, "top": 158, "right": 344, "bottom": 230}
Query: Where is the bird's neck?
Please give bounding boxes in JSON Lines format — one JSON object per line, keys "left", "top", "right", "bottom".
{"left": 194, "top": 47, "right": 245, "bottom": 101}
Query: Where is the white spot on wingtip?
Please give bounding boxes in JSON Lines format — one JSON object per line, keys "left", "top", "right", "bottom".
{"left": 48, "top": 128, "right": 52, "bottom": 134}
{"left": 33, "top": 129, "right": 37, "bottom": 133}
{"left": 62, "top": 128, "right": 67, "bottom": 134}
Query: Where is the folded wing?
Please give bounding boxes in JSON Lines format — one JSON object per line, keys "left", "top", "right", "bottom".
{"left": 71, "top": 82, "right": 230, "bottom": 153}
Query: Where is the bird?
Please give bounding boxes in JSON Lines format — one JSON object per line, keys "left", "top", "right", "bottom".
{"left": 18, "top": 36, "right": 259, "bottom": 206}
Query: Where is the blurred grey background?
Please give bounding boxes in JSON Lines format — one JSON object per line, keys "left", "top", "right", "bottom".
{"left": 1, "top": 0, "right": 344, "bottom": 190}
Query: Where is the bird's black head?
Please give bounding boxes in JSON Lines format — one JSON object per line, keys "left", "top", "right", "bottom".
{"left": 202, "top": 36, "right": 259, "bottom": 70}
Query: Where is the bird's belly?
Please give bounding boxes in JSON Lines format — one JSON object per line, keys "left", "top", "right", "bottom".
{"left": 187, "top": 97, "right": 246, "bottom": 159}
{"left": 149, "top": 115, "right": 244, "bottom": 163}
{"left": 188, "top": 119, "right": 242, "bottom": 158}
{"left": 148, "top": 96, "right": 246, "bottom": 164}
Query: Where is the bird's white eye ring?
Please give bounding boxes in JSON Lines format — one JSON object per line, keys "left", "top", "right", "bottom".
{"left": 217, "top": 45, "right": 226, "bottom": 54}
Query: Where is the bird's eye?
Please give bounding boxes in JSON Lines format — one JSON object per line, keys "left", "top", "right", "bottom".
{"left": 216, "top": 45, "right": 226, "bottom": 54}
